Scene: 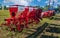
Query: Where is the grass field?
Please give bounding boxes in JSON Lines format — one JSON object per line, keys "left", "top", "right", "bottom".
{"left": 0, "top": 10, "right": 60, "bottom": 38}
{"left": 0, "top": 10, "right": 10, "bottom": 25}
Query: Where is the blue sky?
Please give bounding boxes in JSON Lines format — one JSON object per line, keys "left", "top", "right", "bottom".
{"left": 0, "top": 0, "right": 60, "bottom": 7}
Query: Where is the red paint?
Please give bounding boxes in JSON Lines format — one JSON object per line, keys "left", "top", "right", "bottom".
{"left": 9, "top": 7, "right": 18, "bottom": 18}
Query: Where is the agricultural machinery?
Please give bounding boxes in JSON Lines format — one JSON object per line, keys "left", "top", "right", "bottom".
{"left": 2, "top": 5, "right": 55, "bottom": 32}
{"left": 41, "top": 10, "right": 55, "bottom": 18}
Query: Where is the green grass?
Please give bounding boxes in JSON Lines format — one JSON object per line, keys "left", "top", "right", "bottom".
{"left": 0, "top": 10, "right": 10, "bottom": 25}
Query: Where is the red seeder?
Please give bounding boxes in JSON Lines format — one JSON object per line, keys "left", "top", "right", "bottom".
{"left": 2, "top": 5, "right": 55, "bottom": 32}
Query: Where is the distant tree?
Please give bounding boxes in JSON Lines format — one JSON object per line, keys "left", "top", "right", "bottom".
{"left": 57, "top": 5, "right": 60, "bottom": 12}
{"left": 39, "top": 7, "right": 44, "bottom": 11}
{"left": 43, "top": 5, "right": 50, "bottom": 11}
{"left": 0, "top": 4, "right": 2, "bottom": 10}
{"left": 4, "top": 6, "right": 8, "bottom": 10}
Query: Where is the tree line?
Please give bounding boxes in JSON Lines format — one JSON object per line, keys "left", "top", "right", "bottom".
{"left": 0, "top": 5, "right": 8, "bottom": 10}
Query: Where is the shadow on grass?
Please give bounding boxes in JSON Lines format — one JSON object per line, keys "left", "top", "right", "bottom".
{"left": 46, "top": 27, "right": 60, "bottom": 33}
{"left": 50, "top": 24, "right": 60, "bottom": 26}
{"left": 40, "top": 35, "right": 58, "bottom": 38}
{"left": 55, "top": 16, "right": 60, "bottom": 17}
{"left": 46, "top": 24, "right": 60, "bottom": 33}
{"left": 49, "top": 17, "right": 54, "bottom": 20}
{"left": 53, "top": 17, "right": 60, "bottom": 20}
{"left": 26, "top": 22, "right": 48, "bottom": 38}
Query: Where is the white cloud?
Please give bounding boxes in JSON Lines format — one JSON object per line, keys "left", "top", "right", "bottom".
{"left": 45, "top": 0, "right": 58, "bottom": 5}
{"left": 26, "top": 0, "right": 33, "bottom": 2}
{"left": 12, "top": 0, "right": 29, "bottom": 6}
{"left": 4, "top": 0, "right": 41, "bottom": 6}
{"left": 45, "top": 1, "right": 48, "bottom": 3}
{"left": 52, "top": 0, "right": 58, "bottom": 3}
{"left": 3, "top": 0, "right": 31, "bottom": 6}
{"left": 4, "top": 0, "right": 11, "bottom": 3}
{"left": 45, "top": 0, "right": 52, "bottom": 5}
{"left": 37, "top": 0, "right": 41, "bottom": 2}
{"left": 6, "top": 5, "right": 9, "bottom": 7}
